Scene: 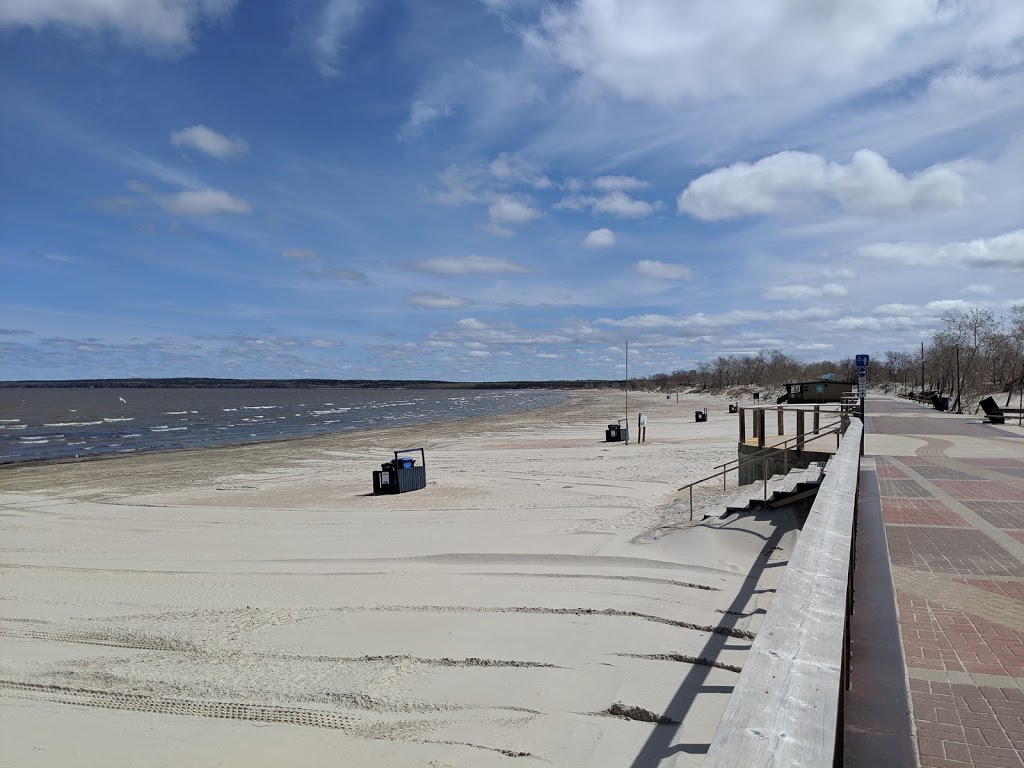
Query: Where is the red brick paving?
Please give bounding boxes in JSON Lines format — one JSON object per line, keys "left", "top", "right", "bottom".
{"left": 887, "top": 527, "right": 1024, "bottom": 577}
{"left": 883, "top": 498, "right": 971, "bottom": 526}
{"left": 866, "top": 399, "right": 1024, "bottom": 766}
{"left": 911, "top": 679, "right": 1024, "bottom": 767}
{"left": 932, "top": 480, "right": 1024, "bottom": 502}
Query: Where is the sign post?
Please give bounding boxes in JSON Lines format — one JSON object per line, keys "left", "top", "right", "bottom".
{"left": 637, "top": 412, "right": 647, "bottom": 443}
{"left": 856, "top": 354, "right": 869, "bottom": 451}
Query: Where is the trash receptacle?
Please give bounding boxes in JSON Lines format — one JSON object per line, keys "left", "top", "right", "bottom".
{"left": 373, "top": 448, "right": 426, "bottom": 494}
{"left": 728, "top": 403, "right": 738, "bottom": 413}
{"left": 695, "top": 410, "right": 707, "bottom": 422}
{"left": 605, "top": 423, "right": 620, "bottom": 441}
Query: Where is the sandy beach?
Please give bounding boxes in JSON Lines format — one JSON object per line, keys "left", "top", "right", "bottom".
{"left": 0, "top": 390, "right": 799, "bottom": 767}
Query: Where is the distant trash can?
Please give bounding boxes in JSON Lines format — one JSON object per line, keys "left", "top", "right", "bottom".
{"left": 753, "top": 392, "right": 760, "bottom": 401}
{"left": 695, "top": 410, "right": 707, "bottom": 422}
{"left": 728, "top": 403, "right": 738, "bottom": 413}
{"left": 605, "top": 419, "right": 629, "bottom": 442}
{"left": 373, "top": 448, "right": 426, "bottom": 494}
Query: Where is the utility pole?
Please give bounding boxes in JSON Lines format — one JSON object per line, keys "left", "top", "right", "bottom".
{"left": 624, "top": 341, "right": 629, "bottom": 445}
{"left": 921, "top": 341, "right": 925, "bottom": 393}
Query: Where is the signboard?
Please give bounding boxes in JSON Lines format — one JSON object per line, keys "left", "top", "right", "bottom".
{"left": 815, "top": 383, "right": 825, "bottom": 394}
{"left": 857, "top": 366, "right": 868, "bottom": 378}
{"left": 858, "top": 382, "right": 866, "bottom": 396}
{"left": 856, "top": 354, "right": 870, "bottom": 367}
{"left": 638, "top": 413, "right": 648, "bottom": 427}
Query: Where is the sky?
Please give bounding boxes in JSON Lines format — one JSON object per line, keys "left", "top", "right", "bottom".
{"left": 1, "top": 0, "right": 1023, "bottom": 382}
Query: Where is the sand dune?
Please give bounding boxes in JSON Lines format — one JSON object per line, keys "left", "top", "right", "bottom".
{"left": 0, "top": 390, "right": 797, "bottom": 767}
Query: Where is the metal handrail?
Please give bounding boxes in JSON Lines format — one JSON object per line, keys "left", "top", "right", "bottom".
{"left": 712, "top": 417, "right": 845, "bottom": 474}
{"left": 676, "top": 420, "right": 846, "bottom": 520}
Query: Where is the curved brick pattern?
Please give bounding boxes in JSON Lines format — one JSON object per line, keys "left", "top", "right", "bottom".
{"left": 892, "top": 568, "right": 1024, "bottom": 633}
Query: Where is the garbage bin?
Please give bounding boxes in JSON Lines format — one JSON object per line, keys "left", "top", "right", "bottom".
{"left": 605, "top": 423, "right": 621, "bottom": 441}
{"left": 695, "top": 410, "right": 707, "bottom": 422}
{"left": 728, "top": 403, "right": 738, "bottom": 413}
{"left": 373, "top": 448, "right": 426, "bottom": 494}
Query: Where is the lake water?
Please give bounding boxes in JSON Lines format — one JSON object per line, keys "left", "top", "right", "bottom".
{"left": 0, "top": 388, "right": 567, "bottom": 464}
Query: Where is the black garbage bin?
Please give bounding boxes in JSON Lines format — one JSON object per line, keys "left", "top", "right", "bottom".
{"left": 373, "top": 448, "right": 427, "bottom": 494}
{"left": 695, "top": 410, "right": 707, "bottom": 422}
{"left": 605, "top": 423, "right": 621, "bottom": 442}
{"left": 728, "top": 403, "right": 738, "bottom": 413}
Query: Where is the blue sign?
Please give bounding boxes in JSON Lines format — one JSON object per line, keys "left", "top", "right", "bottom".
{"left": 856, "top": 354, "right": 869, "bottom": 367}
{"left": 857, "top": 366, "right": 868, "bottom": 378}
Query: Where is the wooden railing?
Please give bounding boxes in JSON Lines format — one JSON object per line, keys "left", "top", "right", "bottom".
{"left": 701, "top": 418, "right": 863, "bottom": 768}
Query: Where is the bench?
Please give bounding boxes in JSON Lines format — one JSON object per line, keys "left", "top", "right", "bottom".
{"left": 979, "top": 396, "right": 1024, "bottom": 425}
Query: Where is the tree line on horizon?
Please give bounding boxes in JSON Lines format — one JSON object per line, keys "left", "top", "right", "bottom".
{"left": 630, "top": 304, "right": 1024, "bottom": 412}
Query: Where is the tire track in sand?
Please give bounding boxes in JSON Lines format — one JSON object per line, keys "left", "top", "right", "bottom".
{"left": 0, "top": 680, "right": 538, "bottom": 755}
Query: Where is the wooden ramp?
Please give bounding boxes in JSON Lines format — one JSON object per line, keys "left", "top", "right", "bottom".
{"left": 710, "top": 462, "right": 827, "bottom": 518}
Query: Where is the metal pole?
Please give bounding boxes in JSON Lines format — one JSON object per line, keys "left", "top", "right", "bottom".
{"left": 921, "top": 341, "right": 925, "bottom": 393}
{"left": 689, "top": 485, "right": 693, "bottom": 521}
{"left": 624, "top": 341, "right": 628, "bottom": 444}
{"left": 955, "top": 346, "right": 961, "bottom": 413}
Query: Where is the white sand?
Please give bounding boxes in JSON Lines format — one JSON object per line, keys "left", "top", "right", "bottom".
{"left": 0, "top": 390, "right": 799, "bottom": 767}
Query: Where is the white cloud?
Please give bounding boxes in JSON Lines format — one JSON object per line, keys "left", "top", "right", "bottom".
{"left": 0, "top": 0, "right": 237, "bottom": 51}
{"left": 489, "top": 153, "right": 552, "bottom": 189}
{"left": 157, "top": 188, "right": 251, "bottom": 216}
{"left": 412, "top": 254, "right": 529, "bottom": 275}
{"left": 558, "top": 190, "right": 662, "bottom": 218}
{"left": 962, "top": 283, "right": 994, "bottom": 296}
{"left": 529, "top": 0, "right": 977, "bottom": 104}
{"left": 308, "top": 0, "right": 364, "bottom": 76}
{"left": 859, "top": 229, "right": 1024, "bottom": 269}
{"left": 593, "top": 175, "right": 648, "bottom": 191}
{"left": 487, "top": 195, "right": 542, "bottom": 235}
{"left": 282, "top": 248, "right": 318, "bottom": 260}
{"left": 825, "top": 267, "right": 856, "bottom": 280}
{"left": 398, "top": 100, "right": 453, "bottom": 140}
{"left": 582, "top": 227, "right": 615, "bottom": 249}
{"left": 170, "top": 125, "right": 248, "bottom": 159}
{"left": 678, "top": 150, "right": 969, "bottom": 221}
{"left": 405, "top": 292, "right": 474, "bottom": 309}
{"left": 308, "top": 339, "right": 340, "bottom": 347}
{"left": 633, "top": 260, "right": 693, "bottom": 280}
{"left": 762, "top": 283, "right": 848, "bottom": 300}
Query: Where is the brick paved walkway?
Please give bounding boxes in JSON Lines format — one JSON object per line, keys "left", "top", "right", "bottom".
{"left": 863, "top": 397, "right": 1024, "bottom": 767}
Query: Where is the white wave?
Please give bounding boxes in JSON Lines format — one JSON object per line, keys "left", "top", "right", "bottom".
{"left": 43, "top": 420, "right": 103, "bottom": 427}
{"left": 67, "top": 441, "right": 85, "bottom": 446}
{"left": 20, "top": 437, "right": 49, "bottom": 444}
{"left": 103, "top": 417, "right": 134, "bottom": 422}
{"left": 117, "top": 448, "right": 136, "bottom": 453}
{"left": 150, "top": 426, "right": 188, "bottom": 432}
{"left": 0, "top": 425, "right": 27, "bottom": 430}
{"left": 243, "top": 405, "right": 278, "bottom": 410}
{"left": 0, "top": 419, "right": 22, "bottom": 423}
{"left": 164, "top": 411, "right": 189, "bottom": 415}
{"left": 223, "top": 408, "right": 237, "bottom": 412}
{"left": 121, "top": 433, "right": 142, "bottom": 439}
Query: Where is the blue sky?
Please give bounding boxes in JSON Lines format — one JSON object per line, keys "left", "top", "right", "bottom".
{"left": 2, "top": 0, "right": 1022, "bottom": 381}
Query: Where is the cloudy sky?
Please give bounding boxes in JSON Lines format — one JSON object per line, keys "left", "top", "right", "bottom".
{"left": 2, "top": 0, "right": 1022, "bottom": 381}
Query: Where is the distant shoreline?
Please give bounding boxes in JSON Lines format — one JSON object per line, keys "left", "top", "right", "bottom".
{"left": 0, "top": 377, "right": 616, "bottom": 390}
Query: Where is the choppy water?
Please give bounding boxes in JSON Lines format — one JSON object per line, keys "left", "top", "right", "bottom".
{"left": 0, "top": 388, "right": 566, "bottom": 464}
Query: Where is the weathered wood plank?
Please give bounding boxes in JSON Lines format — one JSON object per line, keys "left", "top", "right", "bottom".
{"left": 699, "top": 419, "right": 862, "bottom": 768}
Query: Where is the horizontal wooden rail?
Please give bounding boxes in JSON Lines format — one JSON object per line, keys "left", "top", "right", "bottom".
{"left": 701, "top": 418, "right": 863, "bottom": 768}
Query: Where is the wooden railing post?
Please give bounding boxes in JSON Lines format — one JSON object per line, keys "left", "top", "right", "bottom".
{"left": 796, "top": 410, "right": 805, "bottom": 452}
{"left": 757, "top": 409, "right": 765, "bottom": 449}
{"left": 777, "top": 406, "right": 784, "bottom": 436}
{"left": 813, "top": 405, "right": 820, "bottom": 434}
{"left": 739, "top": 407, "right": 746, "bottom": 444}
